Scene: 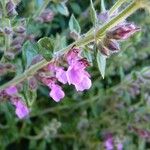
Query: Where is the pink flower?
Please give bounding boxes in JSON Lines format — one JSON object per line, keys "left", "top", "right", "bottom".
{"left": 42, "top": 77, "right": 65, "bottom": 102}
{"left": 104, "top": 133, "right": 114, "bottom": 150}
{"left": 74, "top": 74, "right": 92, "bottom": 91}
{"left": 55, "top": 67, "right": 68, "bottom": 84}
{"left": 5, "top": 86, "right": 18, "bottom": 96}
{"left": 66, "top": 47, "right": 80, "bottom": 65}
{"left": 11, "top": 97, "right": 29, "bottom": 119}
{"left": 66, "top": 58, "right": 92, "bottom": 91}
{"left": 117, "top": 143, "right": 123, "bottom": 150}
{"left": 104, "top": 137, "right": 114, "bottom": 150}
{"left": 49, "top": 84, "right": 65, "bottom": 102}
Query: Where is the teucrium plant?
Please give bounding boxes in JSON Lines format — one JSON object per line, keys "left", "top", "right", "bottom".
{"left": 0, "top": 0, "right": 150, "bottom": 119}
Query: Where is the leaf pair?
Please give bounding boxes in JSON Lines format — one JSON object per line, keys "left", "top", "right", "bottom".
{"left": 22, "top": 37, "right": 53, "bottom": 69}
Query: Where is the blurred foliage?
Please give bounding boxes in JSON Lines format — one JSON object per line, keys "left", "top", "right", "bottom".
{"left": 0, "top": 0, "right": 150, "bottom": 150}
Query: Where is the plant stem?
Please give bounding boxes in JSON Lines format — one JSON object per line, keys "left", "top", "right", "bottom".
{"left": 96, "top": 1, "right": 140, "bottom": 37}
{"left": 0, "top": 59, "right": 49, "bottom": 90}
{"left": 0, "top": 1, "right": 141, "bottom": 91}
{"left": 109, "top": 0, "right": 129, "bottom": 15}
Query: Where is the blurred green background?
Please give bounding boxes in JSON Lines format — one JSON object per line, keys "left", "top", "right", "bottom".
{"left": 0, "top": 0, "right": 150, "bottom": 149}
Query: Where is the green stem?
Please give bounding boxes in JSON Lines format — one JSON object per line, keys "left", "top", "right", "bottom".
{"left": 0, "top": 1, "right": 141, "bottom": 91}
{"left": 1, "top": 0, "right": 7, "bottom": 18}
{"left": 85, "top": 0, "right": 131, "bottom": 37}
{"left": 109, "top": 0, "right": 129, "bottom": 15}
{"left": 0, "top": 59, "right": 48, "bottom": 90}
{"left": 97, "top": 1, "right": 140, "bottom": 37}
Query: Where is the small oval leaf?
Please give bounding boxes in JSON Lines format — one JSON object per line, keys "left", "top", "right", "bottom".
{"left": 56, "top": 3, "right": 69, "bottom": 16}
{"left": 96, "top": 51, "right": 107, "bottom": 79}
{"left": 69, "top": 14, "right": 81, "bottom": 34}
{"left": 22, "top": 41, "right": 38, "bottom": 69}
{"left": 37, "top": 37, "right": 54, "bottom": 61}
{"left": 90, "top": 0, "right": 98, "bottom": 25}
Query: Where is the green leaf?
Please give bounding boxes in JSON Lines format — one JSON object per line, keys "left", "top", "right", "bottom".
{"left": 70, "top": 2, "right": 82, "bottom": 15}
{"left": 101, "top": 0, "right": 106, "bottom": 12}
{"left": 69, "top": 14, "right": 81, "bottom": 34}
{"left": 90, "top": 0, "right": 98, "bottom": 25}
{"left": 37, "top": 37, "right": 54, "bottom": 61}
{"left": 22, "top": 41, "right": 38, "bottom": 69}
{"left": 56, "top": 3, "right": 69, "bottom": 16}
{"left": 23, "top": 81, "right": 37, "bottom": 107}
{"left": 83, "top": 48, "right": 93, "bottom": 66}
{"left": 96, "top": 51, "right": 107, "bottom": 79}
{"left": 53, "top": 34, "right": 66, "bottom": 52}
{"left": 13, "top": 58, "right": 23, "bottom": 75}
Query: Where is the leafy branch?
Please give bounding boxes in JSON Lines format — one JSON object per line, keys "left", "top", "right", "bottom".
{"left": 0, "top": 0, "right": 145, "bottom": 91}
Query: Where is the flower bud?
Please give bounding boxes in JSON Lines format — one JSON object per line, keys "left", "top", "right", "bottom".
{"left": 0, "top": 63, "right": 5, "bottom": 75}
{"left": 6, "top": 0, "right": 18, "bottom": 17}
{"left": 104, "top": 39, "right": 120, "bottom": 52}
{"left": 5, "top": 63, "right": 16, "bottom": 71}
{"left": 97, "top": 42, "right": 110, "bottom": 56}
{"left": 28, "top": 77, "right": 38, "bottom": 91}
{"left": 107, "top": 23, "right": 140, "bottom": 40}
{"left": 4, "top": 27, "right": 12, "bottom": 35}
{"left": 12, "top": 36, "right": 25, "bottom": 45}
{"left": 12, "top": 44, "right": 22, "bottom": 53}
{"left": 0, "top": 90, "right": 9, "bottom": 101}
{"left": 70, "top": 31, "right": 80, "bottom": 40}
{"left": 14, "top": 26, "right": 26, "bottom": 34}
{"left": 4, "top": 52, "right": 15, "bottom": 60}
{"left": 37, "top": 9, "right": 54, "bottom": 23}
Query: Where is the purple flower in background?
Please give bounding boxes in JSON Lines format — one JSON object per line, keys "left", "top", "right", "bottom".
{"left": 5, "top": 86, "right": 18, "bottom": 96}
{"left": 104, "top": 134, "right": 114, "bottom": 150}
{"left": 117, "top": 143, "right": 123, "bottom": 150}
{"left": 11, "top": 97, "right": 29, "bottom": 119}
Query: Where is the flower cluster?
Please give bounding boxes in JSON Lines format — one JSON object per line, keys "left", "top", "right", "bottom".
{"left": 98, "top": 11, "right": 140, "bottom": 56}
{"left": 39, "top": 47, "right": 92, "bottom": 102}
{"left": 2, "top": 86, "right": 30, "bottom": 119}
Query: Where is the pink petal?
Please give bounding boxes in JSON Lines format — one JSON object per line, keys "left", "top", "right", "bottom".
{"left": 49, "top": 84, "right": 65, "bottom": 102}
{"left": 66, "top": 66, "right": 83, "bottom": 85}
{"left": 105, "top": 138, "right": 114, "bottom": 150}
{"left": 15, "top": 101, "right": 29, "bottom": 119}
{"left": 5, "top": 86, "right": 18, "bottom": 96}
{"left": 55, "top": 68, "right": 68, "bottom": 84}
{"left": 66, "top": 48, "right": 80, "bottom": 65}
{"left": 75, "top": 76, "right": 92, "bottom": 91}
{"left": 117, "top": 143, "right": 123, "bottom": 150}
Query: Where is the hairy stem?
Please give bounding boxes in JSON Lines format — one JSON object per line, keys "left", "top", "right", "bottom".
{"left": 109, "top": 0, "right": 129, "bottom": 15}
{"left": 0, "top": 1, "right": 141, "bottom": 91}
